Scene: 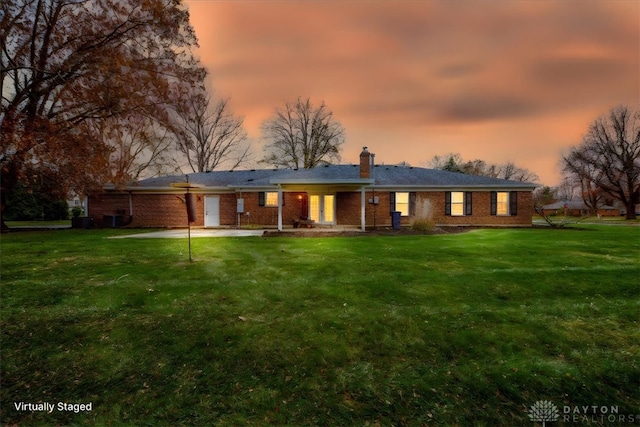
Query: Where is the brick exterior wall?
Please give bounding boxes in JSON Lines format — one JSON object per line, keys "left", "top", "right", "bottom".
{"left": 236, "top": 192, "right": 308, "bottom": 228}
{"left": 89, "top": 193, "right": 199, "bottom": 228}
{"left": 416, "top": 191, "right": 533, "bottom": 226}
{"left": 338, "top": 191, "right": 533, "bottom": 227}
{"left": 89, "top": 191, "right": 311, "bottom": 228}
{"left": 89, "top": 189, "right": 533, "bottom": 228}
{"left": 87, "top": 193, "right": 132, "bottom": 227}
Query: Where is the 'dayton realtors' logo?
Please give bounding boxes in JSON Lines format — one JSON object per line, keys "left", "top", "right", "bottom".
{"left": 528, "top": 400, "right": 559, "bottom": 426}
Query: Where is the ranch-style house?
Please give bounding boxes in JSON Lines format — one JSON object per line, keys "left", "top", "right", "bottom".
{"left": 88, "top": 148, "right": 537, "bottom": 230}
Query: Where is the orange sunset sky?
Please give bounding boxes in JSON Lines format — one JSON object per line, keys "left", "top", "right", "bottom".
{"left": 184, "top": 0, "right": 639, "bottom": 186}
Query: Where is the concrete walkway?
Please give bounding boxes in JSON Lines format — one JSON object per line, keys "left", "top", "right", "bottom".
{"left": 111, "top": 226, "right": 365, "bottom": 239}
{"left": 111, "top": 229, "right": 266, "bottom": 239}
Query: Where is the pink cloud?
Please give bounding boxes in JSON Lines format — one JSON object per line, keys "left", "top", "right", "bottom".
{"left": 185, "top": 0, "right": 639, "bottom": 185}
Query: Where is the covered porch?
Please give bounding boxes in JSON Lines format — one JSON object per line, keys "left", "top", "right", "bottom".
{"left": 272, "top": 182, "right": 372, "bottom": 231}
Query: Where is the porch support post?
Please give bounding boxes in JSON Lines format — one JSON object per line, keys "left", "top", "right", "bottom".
{"left": 277, "top": 186, "right": 283, "bottom": 231}
{"left": 361, "top": 186, "right": 366, "bottom": 231}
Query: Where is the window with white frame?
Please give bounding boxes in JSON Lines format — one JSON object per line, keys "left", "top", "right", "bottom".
{"left": 496, "top": 192, "right": 509, "bottom": 215}
{"left": 451, "top": 192, "right": 464, "bottom": 216}
{"left": 395, "top": 192, "right": 410, "bottom": 216}
{"left": 446, "top": 191, "right": 472, "bottom": 216}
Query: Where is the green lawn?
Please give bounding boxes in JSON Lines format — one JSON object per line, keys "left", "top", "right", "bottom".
{"left": 1, "top": 226, "right": 639, "bottom": 426}
{"left": 5, "top": 220, "right": 71, "bottom": 227}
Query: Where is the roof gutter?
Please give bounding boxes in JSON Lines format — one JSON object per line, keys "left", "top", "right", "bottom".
{"left": 270, "top": 178, "right": 374, "bottom": 185}
{"left": 368, "top": 184, "right": 538, "bottom": 191}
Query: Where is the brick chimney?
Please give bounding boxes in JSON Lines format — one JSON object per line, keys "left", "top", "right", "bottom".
{"left": 360, "top": 146, "right": 373, "bottom": 178}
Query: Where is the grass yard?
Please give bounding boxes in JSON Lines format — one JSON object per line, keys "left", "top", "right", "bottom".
{"left": 1, "top": 226, "right": 639, "bottom": 426}
{"left": 5, "top": 220, "right": 71, "bottom": 227}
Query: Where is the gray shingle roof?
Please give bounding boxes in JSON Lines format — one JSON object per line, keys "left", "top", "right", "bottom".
{"left": 134, "top": 168, "right": 288, "bottom": 188}
{"left": 132, "top": 164, "right": 537, "bottom": 190}
{"left": 370, "top": 165, "right": 536, "bottom": 187}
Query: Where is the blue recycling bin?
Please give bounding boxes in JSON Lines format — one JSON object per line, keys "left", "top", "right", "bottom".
{"left": 391, "top": 211, "right": 401, "bottom": 230}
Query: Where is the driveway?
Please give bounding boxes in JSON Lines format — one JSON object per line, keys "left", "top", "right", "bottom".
{"left": 111, "top": 229, "right": 265, "bottom": 239}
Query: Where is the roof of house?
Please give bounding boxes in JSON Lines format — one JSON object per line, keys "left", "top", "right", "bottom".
{"left": 130, "top": 164, "right": 537, "bottom": 191}
{"left": 368, "top": 165, "right": 535, "bottom": 187}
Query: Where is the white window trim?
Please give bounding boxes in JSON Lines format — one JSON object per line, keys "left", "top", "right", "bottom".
{"left": 496, "top": 192, "right": 510, "bottom": 216}
{"left": 451, "top": 191, "right": 465, "bottom": 216}
{"left": 396, "top": 192, "right": 410, "bottom": 216}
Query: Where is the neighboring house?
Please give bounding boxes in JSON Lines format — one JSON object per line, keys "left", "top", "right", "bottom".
{"left": 541, "top": 200, "right": 620, "bottom": 217}
{"left": 619, "top": 204, "right": 640, "bottom": 217}
{"left": 88, "top": 148, "right": 537, "bottom": 230}
{"left": 67, "top": 194, "right": 88, "bottom": 216}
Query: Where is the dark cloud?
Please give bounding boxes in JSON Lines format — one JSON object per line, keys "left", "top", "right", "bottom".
{"left": 438, "top": 94, "right": 540, "bottom": 123}
{"left": 530, "top": 57, "right": 634, "bottom": 91}
{"left": 435, "top": 62, "right": 484, "bottom": 79}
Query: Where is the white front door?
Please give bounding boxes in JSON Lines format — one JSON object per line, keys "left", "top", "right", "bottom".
{"left": 204, "top": 196, "right": 220, "bottom": 227}
{"left": 309, "top": 194, "right": 335, "bottom": 224}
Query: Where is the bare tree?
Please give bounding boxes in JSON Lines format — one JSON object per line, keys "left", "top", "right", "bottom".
{"left": 461, "top": 159, "right": 490, "bottom": 176}
{"left": 80, "top": 114, "right": 179, "bottom": 184}
{"left": 261, "top": 97, "right": 344, "bottom": 169}
{"left": 174, "top": 92, "right": 250, "bottom": 172}
{"left": 555, "top": 178, "right": 578, "bottom": 202}
{"left": 563, "top": 106, "right": 640, "bottom": 219}
{"left": 562, "top": 155, "right": 604, "bottom": 216}
{"left": 427, "top": 153, "right": 464, "bottom": 172}
{"left": 495, "top": 162, "right": 540, "bottom": 183}
{"left": 533, "top": 185, "right": 569, "bottom": 227}
{"left": 427, "top": 153, "right": 539, "bottom": 183}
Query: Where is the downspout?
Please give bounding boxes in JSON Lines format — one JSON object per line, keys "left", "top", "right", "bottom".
{"left": 361, "top": 187, "right": 366, "bottom": 231}
{"left": 85, "top": 195, "right": 92, "bottom": 227}
{"left": 277, "top": 185, "right": 283, "bottom": 231}
{"left": 123, "top": 191, "right": 133, "bottom": 226}
{"left": 237, "top": 190, "right": 242, "bottom": 229}
{"left": 371, "top": 153, "right": 376, "bottom": 228}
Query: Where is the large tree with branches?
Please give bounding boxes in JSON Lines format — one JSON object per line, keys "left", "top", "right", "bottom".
{"left": 79, "top": 114, "right": 180, "bottom": 183}
{"left": 1, "top": 0, "right": 205, "bottom": 230}
{"left": 261, "top": 97, "right": 345, "bottom": 169}
{"left": 562, "top": 106, "right": 640, "bottom": 220}
{"left": 173, "top": 91, "right": 250, "bottom": 172}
